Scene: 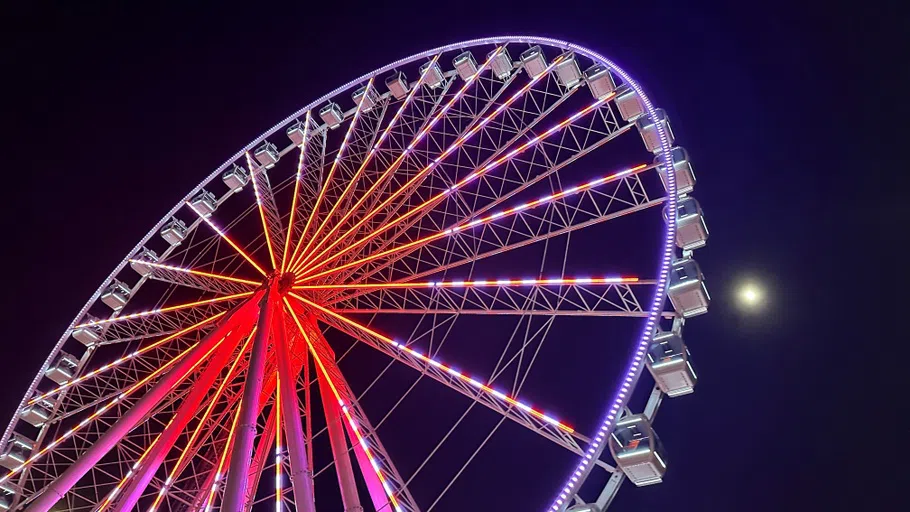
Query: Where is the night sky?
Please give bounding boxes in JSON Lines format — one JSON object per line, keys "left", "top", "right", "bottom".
{"left": 3, "top": 1, "right": 902, "bottom": 511}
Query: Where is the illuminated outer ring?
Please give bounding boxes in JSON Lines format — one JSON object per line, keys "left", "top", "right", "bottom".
{"left": 2, "top": 36, "right": 678, "bottom": 510}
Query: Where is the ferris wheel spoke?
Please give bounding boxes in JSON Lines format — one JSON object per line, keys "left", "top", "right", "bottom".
{"left": 330, "top": 280, "right": 660, "bottom": 318}
{"left": 281, "top": 111, "right": 314, "bottom": 273}
{"left": 130, "top": 259, "right": 260, "bottom": 295}
{"left": 242, "top": 152, "right": 285, "bottom": 271}
{"left": 290, "top": 58, "right": 446, "bottom": 271}
{"left": 286, "top": 304, "right": 421, "bottom": 512}
{"left": 188, "top": 201, "right": 269, "bottom": 276}
{"left": 69, "top": 292, "right": 254, "bottom": 352}
{"left": 297, "top": 95, "right": 610, "bottom": 282}
{"left": 291, "top": 49, "right": 504, "bottom": 273}
{"left": 287, "top": 78, "right": 377, "bottom": 276}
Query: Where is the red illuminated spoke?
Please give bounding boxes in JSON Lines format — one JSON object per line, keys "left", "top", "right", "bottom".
{"left": 294, "top": 48, "right": 556, "bottom": 277}
{"left": 73, "top": 292, "right": 254, "bottom": 329}
{"left": 290, "top": 57, "right": 442, "bottom": 271}
{"left": 189, "top": 201, "right": 268, "bottom": 276}
{"left": 290, "top": 51, "right": 495, "bottom": 273}
{"left": 289, "top": 77, "right": 376, "bottom": 273}
{"left": 28, "top": 313, "right": 225, "bottom": 406}
{"left": 281, "top": 111, "right": 313, "bottom": 273}
{"left": 129, "top": 260, "right": 261, "bottom": 286}
{"left": 296, "top": 96, "right": 613, "bottom": 281}
{"left": 288, "top": 293, "right": 576, "bottom": 434}
{"left": 146, "top": 330, "right": 255, "bottom": 512}
{"left": 296, "top": 162, "right": 644, "bottom": 284}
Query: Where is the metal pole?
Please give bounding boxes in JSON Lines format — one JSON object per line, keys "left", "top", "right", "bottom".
{"left": 318, "top": 375, "right": 363, "bottom": 512}
{"left": 110, "top": 325, "right": 249, "bottom": 512}
{"left": 221, "top": 287, "right": 275, "bottom": 512}
{"left": 24, "top": 298, "right": 259, "bottom": 512}
{"left": 273, "top": 306, "right": 317, "bottom": 512}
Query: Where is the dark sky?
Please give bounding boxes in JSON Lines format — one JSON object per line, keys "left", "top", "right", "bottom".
{"left": 2, "top": 1, "right": 903, "bottom": 511}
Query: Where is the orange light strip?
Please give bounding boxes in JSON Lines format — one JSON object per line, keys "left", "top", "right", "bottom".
{"left": 283, "top": 300, "right": 403, "bottom": 512}
{"left": 290, "top": 56, "right": 442, "bottom": 272}
{"left": 246, "top": 152, "right": 278, "bottom": 271}
{"left": 294, "top": 276, "right": 641, "bottom": 291}
{"left": 188, "top": 201, "right": 268, "bottom": 277}
{"left": 74, "top": 292, "right": 254, "bottom": 329}
{"left": 289, "top": 77, "right": 375, "bottom": 273}
{"left": 201, "top": 399, "right": 243, "bottom": 512}
{"left": 146, "top": 329, "right": 255, "bottom": 512}
{"left": 289, "top": 293, "right": 574, "bottom": 434}
{"left": 129, "top": 260, "right": 261, "bottom": 286}
{"left": 0, "top": 339, "right": 205, "bottom": 485}
{"left": 293, "top": 52, "right": 566, "bottom": 277}
{"left": 30, "top": 312, "right": 226, "bottom": 405}
{"left": 297, "top": 159, "right": 643, "bottom": 284}
{"left": 281, "top": 111, "right": 313, "bottom": 273}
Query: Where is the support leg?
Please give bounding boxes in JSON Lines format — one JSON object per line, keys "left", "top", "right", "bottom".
{"left": 221, "top": 289, "right": 276, "bottom": 512}
{"left": 273, "top": 306, "right": 317, "bottom": 512}
{"left": 319, "top": 375, "right": 364, "bottom": 512}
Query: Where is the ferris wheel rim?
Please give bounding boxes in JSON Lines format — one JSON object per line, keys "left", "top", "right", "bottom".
{"left": 2, "top": 35, "right": 680, "bottom": 511}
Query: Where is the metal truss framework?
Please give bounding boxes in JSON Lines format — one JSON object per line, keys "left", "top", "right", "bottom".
{"left": 0, "top": 37, "right": 695, "bottom": 512}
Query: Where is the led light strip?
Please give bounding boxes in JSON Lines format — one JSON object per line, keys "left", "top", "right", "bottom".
{"left": 0, "top": 340, "right": 203, "bottom": 485}
{"left": 129, "top": 260, "right": 261, "bottom": 286}
{"left": 284, "top": 301, "right": 404, "bottom": 512}
{"left": 289, "top": 54, "right": 444, "bottom": 272}
{"left": 293, "top": 47, "right": 557, "bottom": 276}
{"left": 289, "top": 294, "right": 574, "bottom": 433}
{"left": 281, "top": 110, "right": 313, "bottom": 273}
{"left": 297, "top": 161, "right": 645, "bottom": 284}
{"left": 245, "top": 151, "right": 278, "bottom": 270}
{"left": 74, "top": 292, "right": 253, "bottom": 329}
{"left": 29, "top": 313, "right": 225, "bottom": 406}
{"left": 294, "top": 276, "right": 641, "bottom": 290}
{"left": 188, "top": 201, "right": 268, "bottom": 277}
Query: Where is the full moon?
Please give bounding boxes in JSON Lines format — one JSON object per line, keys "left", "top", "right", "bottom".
{"left": 737, "top": 282, "right": 765, "bottom": 310}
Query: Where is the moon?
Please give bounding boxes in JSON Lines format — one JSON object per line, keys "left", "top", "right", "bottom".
{"left": 737, "top": 282, "right": 765, "bottom": 310}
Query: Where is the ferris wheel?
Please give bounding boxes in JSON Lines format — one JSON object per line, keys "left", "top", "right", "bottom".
{"left": 0, "top": 36, "right": 710, "bottom": 512}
